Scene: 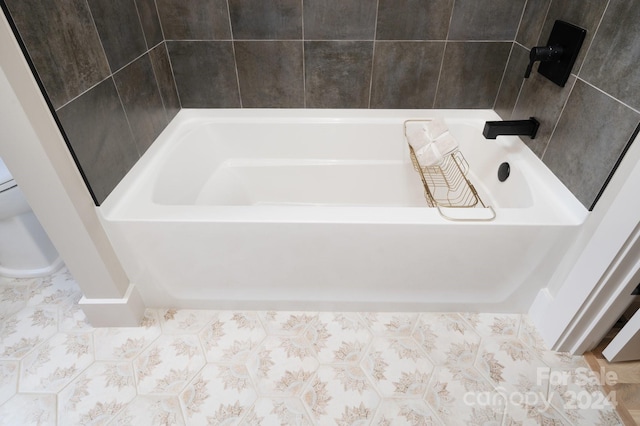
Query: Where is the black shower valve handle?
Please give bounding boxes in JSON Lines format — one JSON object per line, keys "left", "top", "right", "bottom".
{"left": 524, "top": 45, "right": 564, "bottom": 78}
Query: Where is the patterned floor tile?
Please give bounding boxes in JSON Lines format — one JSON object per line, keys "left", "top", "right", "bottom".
{"left": 504, "top": 402, "right": 574, "bottom": 425}
{"left": 19, "top": 332, "right": 94, "bottom": 393}
{"left": 110, "top": 395, "right": 186, "bottom": 426}
{"left": 0, "top": 281, "right": 30, "bottom": 321}
{"left": 359, "top": 312, "right": 419, "bottom": 337}
{"left": 361, "top": 336, "right": 434, "bottom": 398}
{"left": 302, "top": 365, "right": 380, "bottom": 424}
{"left": 179, "top": 363, "right": 257, "bottom": 424}
{"left": 243, "top": 397, "right": 313, "bottom": 425}
{"left": 425, "top": 365, "right": 505, "bottom": 425}
{"left": 93, "top": 310, "right": 161, "bottom": 361}
{"left": 134, "top": 334, "right": 205, "bottom": 395}
{"left": 159, "top": 308, "right": 218, "bottom": 334}
{"left": 313, "top": 312, "right": 372, "bottom": 364}
{"left": 57, "top": 361, "right": 136, "bottom": 425}
{"left": 111, "top": 395, "right": 185, "bottom": 425}
{"left": 0, "top": 393, "right": 57, "bottom": 426}
{"left": 519, "top": 316, "right": 587, "bottom": 369}
{"left": 0, "top": 361, "right": 18, "bottom": 406}
{"left": 258, "top": 311, "right": 319, "bottom": 336}
{"left": 0, "top": 306, "right": 58, "bottom": 360}
{"left": 547, "top": 366, "right": 621, "bottom": 425}
{"left": 474, "top": 337, "right": 550, "bottom": 396}
{"left": 57, "top": 292, "right": 93, "bottom": 332}
{"left": 460, "top": 313, "right": 522, "bottom": 338}
{"left": 26, "top": 268, "right": 80, "bottom": 307}
{"left": 412, "top": 313, "right": 481, "bottom": 366}
{"left": 247, "top": 335, "right": 319, "bottom": 397}
{"left": 198, "top": 311, "right": 266, "bottom": 363}
{"left": 0, "top": 269, "right": 626, "bottom": 424}
{"left": 372, "top": 399, "right": 442, "bottom": 425}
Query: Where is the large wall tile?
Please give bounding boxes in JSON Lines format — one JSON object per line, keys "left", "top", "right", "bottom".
{"left": 113, "top": 54, "right": 168, "bottom": 155}
{"left": 229, "top": 0, "right": 302, "bottom": 40}
{"left": 494, "top": 44, "right": 529, "bottom": 119}
{"left": 167, "top": 41, "right": 240, "bottom": 108}
{"left": 538, "top": 0, "right": 608, "bottom": 72}
{"left": 304, "top": 41, "right": 373, "bottom": 108}
{"left": 543, "top": 80, "right": 640, "bottom": 209}
{"left": 376, "top": 0, "right": 453, "bottom": 41}
{"left": 304, "top": 0, "right": 377, "bottom": 40}
{"left": 4, "top": 0, "right": 110, "bottom": 109}
{"left": 56, "top": 79, "right": 139, "bottom": 205}
{"left": 149, "top": 44, "right": 181, "bottom": 121}
{"left": 135, "top": 0, "right": 163, "bottom": 48}
{"left": 370, "top": 42, "right": 444, "bottom": 109}
{"left": 516, "top": 0, "right": 551, "bottom": 48}
{"left": 511, "top": 70, "right": 575, "bottom": 157}
{"left": 87, "top": 0, "right": 147, "bottom": 72}
{"left": 434, "top": 42, "right": 511, "bottom": 108}
{"left": 156, "top": 0, "right": 231, "bottom": 40}
{"left": 580, "top": 1, "right": 640, "bottom": 112}
{"left": 448, "top": 0, "right": 526, "bottom": 40}
{"left": 235, "top": 41, "right": 304, "bottom": 108}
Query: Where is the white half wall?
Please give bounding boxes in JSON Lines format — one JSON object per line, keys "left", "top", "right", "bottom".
{"left": 0, "top": 12, "right": 144, "bottom": 326}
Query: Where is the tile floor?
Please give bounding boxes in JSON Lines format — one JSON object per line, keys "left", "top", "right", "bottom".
{"left": 0, "top": 268, "right": 624, "bottom": 425}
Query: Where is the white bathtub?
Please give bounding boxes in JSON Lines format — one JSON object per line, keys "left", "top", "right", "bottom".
{"left": 99, "top": 109, "right": 587, "bottom": 312}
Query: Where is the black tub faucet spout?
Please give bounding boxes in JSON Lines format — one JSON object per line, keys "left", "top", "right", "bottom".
{"left": 483, "top": 117, "right": 540, "bottom": 139}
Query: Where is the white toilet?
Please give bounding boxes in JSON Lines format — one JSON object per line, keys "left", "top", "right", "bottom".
{"left": 0, "top": 157, "right": 62, "bottom": 278}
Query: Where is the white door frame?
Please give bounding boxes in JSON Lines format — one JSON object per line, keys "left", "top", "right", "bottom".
{"left": 602, "top": 307, "right": 640, "bottom": 362}
{"left": 529, "top": 127, "right": 640, "bottom": 354}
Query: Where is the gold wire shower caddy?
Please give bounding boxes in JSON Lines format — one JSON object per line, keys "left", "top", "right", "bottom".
{"left": 404, "top": 120, "right": 495, "bottom": 221}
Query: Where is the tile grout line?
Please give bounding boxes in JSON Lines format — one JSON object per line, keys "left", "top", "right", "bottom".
{"left": 367, "top": 0, "right": 380, "bottom": 109}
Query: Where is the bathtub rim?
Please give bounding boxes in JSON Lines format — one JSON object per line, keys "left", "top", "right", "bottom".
{"left": 100, "top": 109, "right": 588, "bottom": 226}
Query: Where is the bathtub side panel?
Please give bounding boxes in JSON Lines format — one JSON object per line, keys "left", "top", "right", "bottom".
{"left": 101, "top": 219, "right": 575, "bottom": 312}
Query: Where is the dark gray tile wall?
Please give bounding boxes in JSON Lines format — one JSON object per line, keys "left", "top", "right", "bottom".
{"left": 434, "top": 42, "right": 512, "bottom": 108}
{"left": 305, "top": 42, "right": 373, "bottom": 108}
{"left": 7, "top": 0, "right": 638, "bottom": 210}
{"left": 304, "top": 0, "right": 377, "bottom": 40}
{"left": 149, "top": 45, "right": 181, "bottom": 122}
{"left": 86, "top": 0, "right": 147, "bottom": 72}
{"left": 370, "top": 42, "right": 445, "bottom": 109}
{"left": 113, "top": 53, "right": 168, "bottom": 154}
{"left": 229, "top": 0, "right": 302, "bottom": 40}
{"left": 235, "top": 41, "right": 304, "bottom": 108}
{"left": 376, "top": 0, "right": 453, "bottom": 41}
{"left": 135, "top": 0, "right": 163, "bottom": 48}
{"left": 168, "top": 41, "right": 239, "bottom": 108}
{"left": 156, "top": 0, "right": 231, "bottom": 40}
{"left": 4, "top": 0, "right": 179, "bottom": 204}
{"left": 496, "top": 0, "right": 640, "bottom": 209}
{"left": 56, "top": 79, "right": 139, "bottom": 204}
{"left": 494, "top": 44, "right": 529, "bottom": 119}
{"left": 162, "top": 0, "right": 523, "bottom": 109}
{"left": 542, "top": 80, "right": 639, "bottom": 207}
{"left": 448, "top": 0, "right": 527, "bottom": 40}
{"left": 4, "top": 0, "right": 111, "bottom": 109}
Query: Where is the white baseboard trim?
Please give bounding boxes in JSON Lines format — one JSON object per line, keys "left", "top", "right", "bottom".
{"left": 78, "top": 283, "right": 146, "bottom": 327}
